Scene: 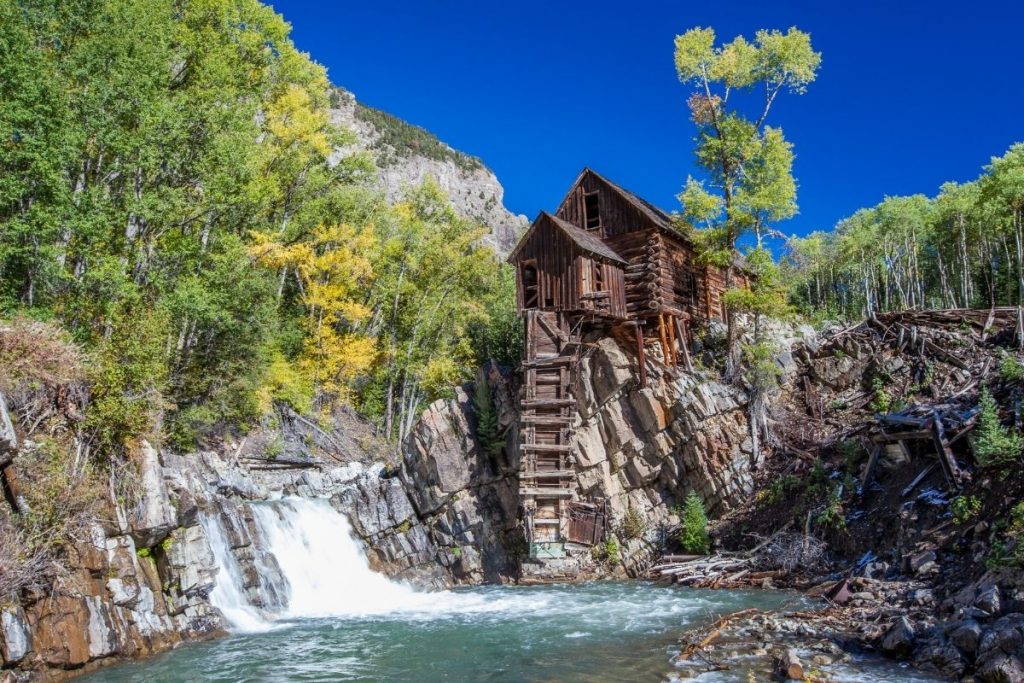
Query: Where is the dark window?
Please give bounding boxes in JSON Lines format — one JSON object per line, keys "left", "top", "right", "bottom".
{"left": 583, "top": 192, "right": 601, "bottom": 231}
{"left": 673, "top": 266, "right": 697, "bottom": 305}
{"left": 522, "top": 262, "right": 539, "bottom": 308}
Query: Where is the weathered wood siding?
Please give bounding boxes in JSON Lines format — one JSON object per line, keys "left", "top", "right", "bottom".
{"left": 511, "top": 218, "right": 627, "bottom": 319}
{"left": 556, "top": 174, "right": 662, "bottom": 239}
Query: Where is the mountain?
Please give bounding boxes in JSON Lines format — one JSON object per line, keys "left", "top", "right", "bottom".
{"left": 328, "top": 88, "right": 527, "bottom": 257}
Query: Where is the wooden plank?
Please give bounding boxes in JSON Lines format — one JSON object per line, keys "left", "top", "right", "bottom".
{"left": 520, "top": 443, "right": 571, "bottom": 453}
{"left": 636, "top": 324, "right": 647, "bottom": 388}
{"left": 519, "top": 488, "right": 575, "bottom": 497}
{"left": 930, "top": 412, "right": 963, "bottom": 490}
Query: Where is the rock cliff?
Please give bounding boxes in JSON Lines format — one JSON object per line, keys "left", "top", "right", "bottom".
{"left": 0, "top": 331, "right": 780, "bottom": 679}
{"left": 328, "top": 88, "right": 527, "bottom": 256}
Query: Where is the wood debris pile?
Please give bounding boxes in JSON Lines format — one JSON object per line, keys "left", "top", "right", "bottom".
{"left": 777, "top": 308, "right": 1024, "bottom": 483}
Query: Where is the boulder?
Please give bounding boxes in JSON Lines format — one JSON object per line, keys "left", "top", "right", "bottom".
{"left": 127, "top": 440, "right": 177, "bottom": 547}
{"left": 908, "top": 549, "right": 937, "bottom": 576}
{"left": 881, "top": 616, "right": 916, "bottom": 654}
{"left": 0, "top": 392, "right": 15, "bottom": 465}
{"left": 976, "top": 652, "right": 1024, "bottom": 683}
{"left": 977, "top": 585, "right": 1003, "bottom": 617}
{"left": 0, "top": 604, "right": 31, "bottom": 665}
{"left": 949, "top": 620, "right": 983, "bottom": 655}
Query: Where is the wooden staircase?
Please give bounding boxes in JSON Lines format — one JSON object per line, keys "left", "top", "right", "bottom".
{"left": 520, "top": 310, "right": 581, "bottom": 557}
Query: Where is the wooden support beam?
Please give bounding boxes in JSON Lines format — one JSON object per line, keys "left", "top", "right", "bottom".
{"left": 666, "top": 313, "right": 678, "bottom": 369}
{"left": 675, "top": 316, "right": 693, "bottom": 373}
{"left": 658, "top": 313, "right": 671, "bottom": 365}
{"left": 635, "top": 324, "right": 647, "bottom": 388}
{"left": 930, "top": 411, "right": 963, "bottom": 490}
{"left": 861, "top": 443, "right": 882, "bottom": 491}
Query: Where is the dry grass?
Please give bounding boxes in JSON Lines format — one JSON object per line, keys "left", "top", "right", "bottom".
{"left": 0, "top": 316, "right": 86, "bottom": 436}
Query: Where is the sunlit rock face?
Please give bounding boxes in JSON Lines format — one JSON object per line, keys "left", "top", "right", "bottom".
{"left": 327, "top": 87, "right": 527, "bottom": 257}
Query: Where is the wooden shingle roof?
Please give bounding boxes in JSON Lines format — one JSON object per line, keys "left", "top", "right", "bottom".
{"left": 507, "top": 211, "right": 626, "bottom": 265}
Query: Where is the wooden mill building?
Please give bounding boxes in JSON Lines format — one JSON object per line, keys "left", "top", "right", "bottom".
{"left": 507, "top": 168, "right": 743, "bottom": 560}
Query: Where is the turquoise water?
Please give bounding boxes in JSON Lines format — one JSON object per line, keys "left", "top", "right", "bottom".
{"left": 78, "top": 583, "right": 938, "bottom": 682}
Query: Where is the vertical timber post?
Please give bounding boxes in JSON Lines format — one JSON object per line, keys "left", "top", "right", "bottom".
{"left": 635, "top": 323, "right": 647, "bottom": 388}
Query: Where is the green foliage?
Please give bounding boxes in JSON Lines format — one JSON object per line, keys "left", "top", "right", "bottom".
{"left": 674, "top": 26, "right": 819, "bottom": 362}
{"left": 1000, "top": 352, "right": 1024, "bottom": 381}
{"left": 468, "top": 264, "right": 522, "bottom": 368}
{"left": 974, "top": 388, "right": 1024, "bottom": 469}
{"left": 816, "top": 487, "right": 847, "bottom": 533}
{"left": 621, "top": 506, "right": 647, "bottom": 540}
{"left": 740, "top": 340, "right": 783, "bottom": 394}
{"left": 355, "top": 104, "right": 482, "bottom": 171}
{"left": 473, "top": 379, "right": 503, "bottom": 458}
{"left": 0, "top": 0, "right": 514, "bottom": 455}
{"left": 989, "top": 502, "right": 1024, "bottom": 568}
{"left": 678, "top": 491, "right": 711, "bottom": 554}
{"left": 761, "top": 474, "right": 800, "bottom": 505}
{"left": 784, "top": 144, "right": 1024, "bottom": 317}
{"left": 868, "top": 377, "right": 895, "bottom": 414}
{"left": 807, "top": 459, "right": 829, "bottom": 496}
{"left": 951, "top": 495, "right": 982, "bottom": 525}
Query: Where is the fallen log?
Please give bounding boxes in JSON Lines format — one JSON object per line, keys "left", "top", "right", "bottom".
{"left": 774, "top": 648, "right": 805, "bottom": 681}
{"left": 677, "top": 608, "right": 762, "bottom": 662}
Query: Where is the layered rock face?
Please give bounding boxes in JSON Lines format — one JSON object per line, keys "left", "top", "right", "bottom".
{"left": 1, "top": 331, "right": 769, "bottom": 677}
{"left": 328, "top": 88, "right": 527, "bottom": 256}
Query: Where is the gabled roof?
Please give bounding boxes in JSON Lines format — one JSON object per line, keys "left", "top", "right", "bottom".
{"left": 507, "top": 211, "right": 626, "bottom": 265}
{"left": 578, "top": 168, "right": 676, "bottom": 229}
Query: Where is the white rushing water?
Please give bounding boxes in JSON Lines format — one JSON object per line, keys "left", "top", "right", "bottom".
{"left": 199, "top": 514, "right": 273, "bottom": 633}
{"left": 206, "top": 497, "right": 503, "bottom": 631}
{"left": 250, "top": 498, "right": 443, "bottom": 618}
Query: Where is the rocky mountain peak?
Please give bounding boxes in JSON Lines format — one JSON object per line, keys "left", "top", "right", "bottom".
{"left": 328, "top": 87, "right": 527, "bottom": 257}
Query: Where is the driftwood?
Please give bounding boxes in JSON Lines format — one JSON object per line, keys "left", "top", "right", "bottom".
{"left": 774, "top": 648, "right": 805, "bottom": 681}
{"left": 677, "top": 608, "right": 762, "bottom": 662}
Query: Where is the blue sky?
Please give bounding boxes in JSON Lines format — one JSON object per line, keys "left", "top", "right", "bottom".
{"left": 271, "top": 0, "right": 1024, "bottom": 239}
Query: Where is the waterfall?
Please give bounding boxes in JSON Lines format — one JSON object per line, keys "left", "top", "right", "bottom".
{"left": 204, "top": 497, "right": 471, "bottom": 631}
{"left": 200, "top": 514, "right": 272, "bottom": 633}
{"left": 250, "top": 498, "right": 438, "bottom": 618}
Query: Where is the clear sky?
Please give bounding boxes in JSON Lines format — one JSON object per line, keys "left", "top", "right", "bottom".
{"left": 270, "top": 0, "right": 1023, "bottom": 239}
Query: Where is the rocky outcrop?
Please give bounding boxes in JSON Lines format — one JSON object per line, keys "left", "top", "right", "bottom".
{"left": 329, "top": 88, "right": 527, "bottom": 256}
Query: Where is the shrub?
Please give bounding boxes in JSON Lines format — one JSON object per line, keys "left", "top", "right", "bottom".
{"left": 762, "top": 475, "right": 800, "bottom": 505}
{"left": 590, "top": 535, "right": 621, "bottom": 564}
{"left": 473, "top": 379, "right": 503, "bottom": 458}
{"left": 678, "top": 491, "right": 710, "bottom": 554}
{"left": 1000, "top": 352, "right": 1024, "bottom": 381}
{"left": 869, "top": 376, "right": 894, "bottom": 414}
{"left": 973, "top": 388, "right": 1023, "bottom": 469}
{"left": 816, "top": 488, "right": 847, "bottom": 533}
{"left": 951, "top": 495, "right": 982, "bottom": 525}
{"left": 621, "top": 505, "right": 647, "bottom": 540}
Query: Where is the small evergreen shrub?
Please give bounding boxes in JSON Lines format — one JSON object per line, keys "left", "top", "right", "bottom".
{"left": 678, "top": 491, "right": 710, "bottom": 554}
{"left": 621, "top": 506, "right": 647, "bottom": 540}
{"left": 951, "top": 495, "right": 982, "bottom": 525}
{"left": 973, "top": 388, "right": 1023, "bottom": 469}
{"left": 1000, "top": 352, "right": 1024, "bottom": 381}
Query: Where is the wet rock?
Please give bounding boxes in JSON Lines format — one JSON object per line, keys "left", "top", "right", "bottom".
{"left": 979, "top": 626, "right": 1023, "bottom": 656}
{"left": 913, "top": 640, "right": 966, "bottom": 678}
{"left": 881, "top": 616, "right": 916, "bottom": 654}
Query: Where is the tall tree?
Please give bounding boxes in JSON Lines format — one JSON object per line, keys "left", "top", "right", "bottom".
{"left": 674, "top": 26, "right": 820, "bottom": 371}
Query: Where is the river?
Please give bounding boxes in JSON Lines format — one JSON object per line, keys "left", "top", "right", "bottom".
{"left": 78, "top": 499, "right": 941, "bottom": 682}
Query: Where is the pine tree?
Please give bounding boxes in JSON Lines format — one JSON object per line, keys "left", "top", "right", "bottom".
{"left": 679, "top": 491, "right": 711, "bottom": 554}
